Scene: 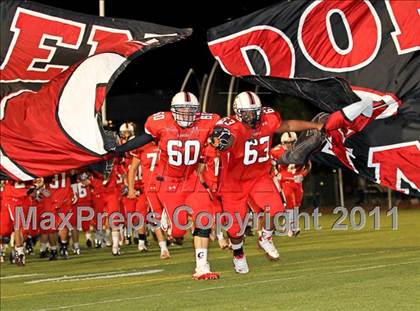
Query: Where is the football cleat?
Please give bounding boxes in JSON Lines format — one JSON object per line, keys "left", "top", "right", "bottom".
{"left": 60, "top": 245, "right": 69, "bottom": 259}
{"left": 292, "top": 228, "right": 301, "bottom": 237}
{"left": 233, "top": 254, "right": 249, "bottom": 274}
{"left": 138, "top": 244, "right": 148, "bottom": 253}
{"left": 258, "top": 237, "right": 280, "bottom": 260}
{"left": 160, "top": 249, "right": 170, "bottom": 260}
{"left": 25, "top": 237, "right": 34, "bottom": 255}
{"left": 15, "top": 254, "right": 25, "bottom": 267}
{"left": 9, "top": 249, "right": 16, "bottom": 264}
{"left": 39, "top": 249, "right": 49, "bottom": 258}
{"left": 0, "top": 254, "right": 4, "bottom": 263}
{"left": 192, "top": 263, "right": 220, "bottom": 280}
{"left": 86, "top": 239, "right": 92, "bottom": 248}
{"left": 49, "top": 250, "right": 58, "bottom": 261}
{"left": 94, "top": 239, "right": 102, "bottom": 248}
{"left": 112, "top": 246, "right": 120, "bottom": 256}
{"left": 73, "top": 248, "right": 81, "bottom": 255}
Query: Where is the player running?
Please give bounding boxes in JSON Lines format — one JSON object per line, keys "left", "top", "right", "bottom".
{"left": 271, "top": 132, "right": 311, "bottom": 237}
{"left": 124, "top": 91, "right": 220, "bottom": 280}
{"left": 209, "top": 91, "right": 323, "bottom": 274}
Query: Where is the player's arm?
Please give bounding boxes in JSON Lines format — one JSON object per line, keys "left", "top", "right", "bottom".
{"left": 276, "top": 120, "right": 323, "bottom": 134}
{"left": 114, "top": 133, "right": 153, "bottom": 154}
{"left": 302, "top": 161, "right": 312, "bottom": 176}
{"left": 127, "top": 156, "right": 141, "bottom": 199}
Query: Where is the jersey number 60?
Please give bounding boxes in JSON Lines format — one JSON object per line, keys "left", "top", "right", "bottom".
{"left": 167, "top": 140, "right": 200, "bottom": 166}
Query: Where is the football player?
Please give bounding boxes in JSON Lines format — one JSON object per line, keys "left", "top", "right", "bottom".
{"left": 197, "top": 144, "right": 229, "bottom": 249}
{"left": 127, "top": 141, "right": 170, "bottom": 259}
{"left": 271, "top": 132, "right": 311, "bottom": 237}
{"left": 209, "top": 91, "right": 323, "bottom": 274}
{"left": 1, "top": 180, "right": 32, "bottom": 266}
{"left": 119, "top": 122, "right": 136, "bottom": 144}
{"left": 41, "top": 172, "right": 73, "bottom": 260}
{"left": 135, "top": 91, "right": 221, "bottom": 280}
{"left": 70, "top": 171, "right": 94, "bottom": 254}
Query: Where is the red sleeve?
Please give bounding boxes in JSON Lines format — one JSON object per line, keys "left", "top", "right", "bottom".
{"left": 270, "top": 145, "right": 285, "bottom": 160}
{"left": 263, "top": 107, "right": 282, "bottom": 133}
{"left": 144, "top": 112, "right": 168, "bottom": 139}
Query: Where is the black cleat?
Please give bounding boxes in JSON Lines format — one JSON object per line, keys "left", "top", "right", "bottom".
{"left": 39, "top": 249, "right": 49, "bottom": 258}
{"left": 60, "top": 244, "right": 69, "bottom": 259}
{"left": 9, "top": 249, "right": 16, "bottom": 264}
{"left": 94, "top": 240, "right": 102, "bottom": 248}
{"left": 49, "top": 250, "right": 58, "bottom": 261}
{"left": 15, "top": 254, "right": 25, "bottom": 266}
{"left": 86, "top": 239, "right": 92, "bottom": 248}
{"left": 25, "top": 237, "right": 34, "bottom": 255}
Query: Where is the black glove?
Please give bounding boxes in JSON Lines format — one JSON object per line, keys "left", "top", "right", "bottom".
{"left": 209, "top": 127, "right": 232, "bottom": 151}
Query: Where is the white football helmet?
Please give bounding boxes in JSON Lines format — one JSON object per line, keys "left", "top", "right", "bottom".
{"left": 119, "top": 122, "right": 136, "bottom": 140}
{"left": 171, "top": 91, "right": 199, "bottom": 127}
{"left": 233, "top": 91, "right": 262, "bottom": 128}
{"left": 281, "top": 132, "right": 297, "bottom": 149}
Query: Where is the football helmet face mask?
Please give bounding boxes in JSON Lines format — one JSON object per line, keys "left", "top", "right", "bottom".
{"left": 171, "top": 91, "right": 200, "bottom": 128}
{"left": 119, "top": 122, "right": 135, "bottom": 140}
{"left": 281, "top": 131, "right": 297, "bottom": 150}
{"left": 233, "top": 91, "right": 262, "bottom": 129}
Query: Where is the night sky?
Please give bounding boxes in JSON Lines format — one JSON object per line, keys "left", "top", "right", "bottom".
{"left": 32, "top": 0, "right": 280, "bottom": 96}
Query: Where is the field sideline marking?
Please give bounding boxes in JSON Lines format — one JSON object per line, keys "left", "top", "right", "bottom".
{"left": 0, "top": 274, "right": 40, "bottom": 280}
{"left": 25, "top": 269, "right": 163, "bottom": 284}
{"left": 34, "top": 259, "right": 420, "bottom": 311}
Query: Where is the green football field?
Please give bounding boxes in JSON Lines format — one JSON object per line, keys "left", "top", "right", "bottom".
{"left": 1, "top": 208, "right": 420, "bottom": 311}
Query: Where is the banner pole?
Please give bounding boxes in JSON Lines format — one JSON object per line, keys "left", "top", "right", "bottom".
{"left": 338, "top": 168, "right": 345, "bottom": 207}
{"left": 99, "top": 0, "right": 107, "bottom": 126}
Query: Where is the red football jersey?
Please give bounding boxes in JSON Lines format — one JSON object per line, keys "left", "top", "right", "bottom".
{"left": 217, "top": 107, "right": 282, "bottom": 187}
{"left": 130, "top": 141, "right": 160, "bottom": 186}
{"left": 2, "top": 180, "right": 30, "bottom": 199}
{"left": 144, "top": 112, "right": 220, "bottom": 178}
{"left": 71, "top": 177, "right": 93, "bottom": 207}
{"left": 201, "top": 144, "right": 220, "bottom": 185}
{"left": 270, "top": 144, "right": 309, "bottom": 181}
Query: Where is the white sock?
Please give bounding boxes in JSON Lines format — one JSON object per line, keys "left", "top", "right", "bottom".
{"left": 138, "top": 239, "right": 145, "bottom": 247}
{"left": 195, "top": 248, "right": 208, "bottom": 270}
{"left": 105, "top": 229, "right": 111, "bottom": 241}
{"left": 16, "top": 246, "right": 24, "bottom": 256}
{"left": 111, "top": 231, "right": 119, "bottom": 248}
{"left": 230, "top": 241, "right": 243, "bottom": 250}
{"left": 159, "top": 241, "right": 168, "bottom": 252}
{"left": 85, "top": 232, "right": 92, "bottom": 241}
{"left": 257, "top": 230, "right": 263, "bottom": 238}
{"left": 74, "top": 242, "right": 80, "bottom": 249}
{"left": 262, "top": 228, "right": 273, "bottom": 239}
{"left": 287, "top": 209, "right": 294, "bottom": 231}
{"left": 294, "top": 207, "right": 300, "bottom": 230}
{"left": 50, "top": 245, "right": 57, "bottom": 251}
{"left": 95, "top": 230, "right": 102, "bottom": 241}
{"left": 40, "top": 242, "right": 48, "bottom": 252}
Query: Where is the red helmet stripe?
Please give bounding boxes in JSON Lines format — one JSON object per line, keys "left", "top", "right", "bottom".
{"left": 184, "top": 92, "right": 191, "bottom": 103}
{"left": 246, "top": 91, "right": 255, "bottom": 105}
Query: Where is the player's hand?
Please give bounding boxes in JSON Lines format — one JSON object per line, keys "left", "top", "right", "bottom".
{"left": 127, "top": 190, "right": 137, "bottom": 199}
{"left": 294, "top": 175, "right": 304, "bottom": 183}
{"left": 209, "top": 127, "right": 232, "bottom": 151}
